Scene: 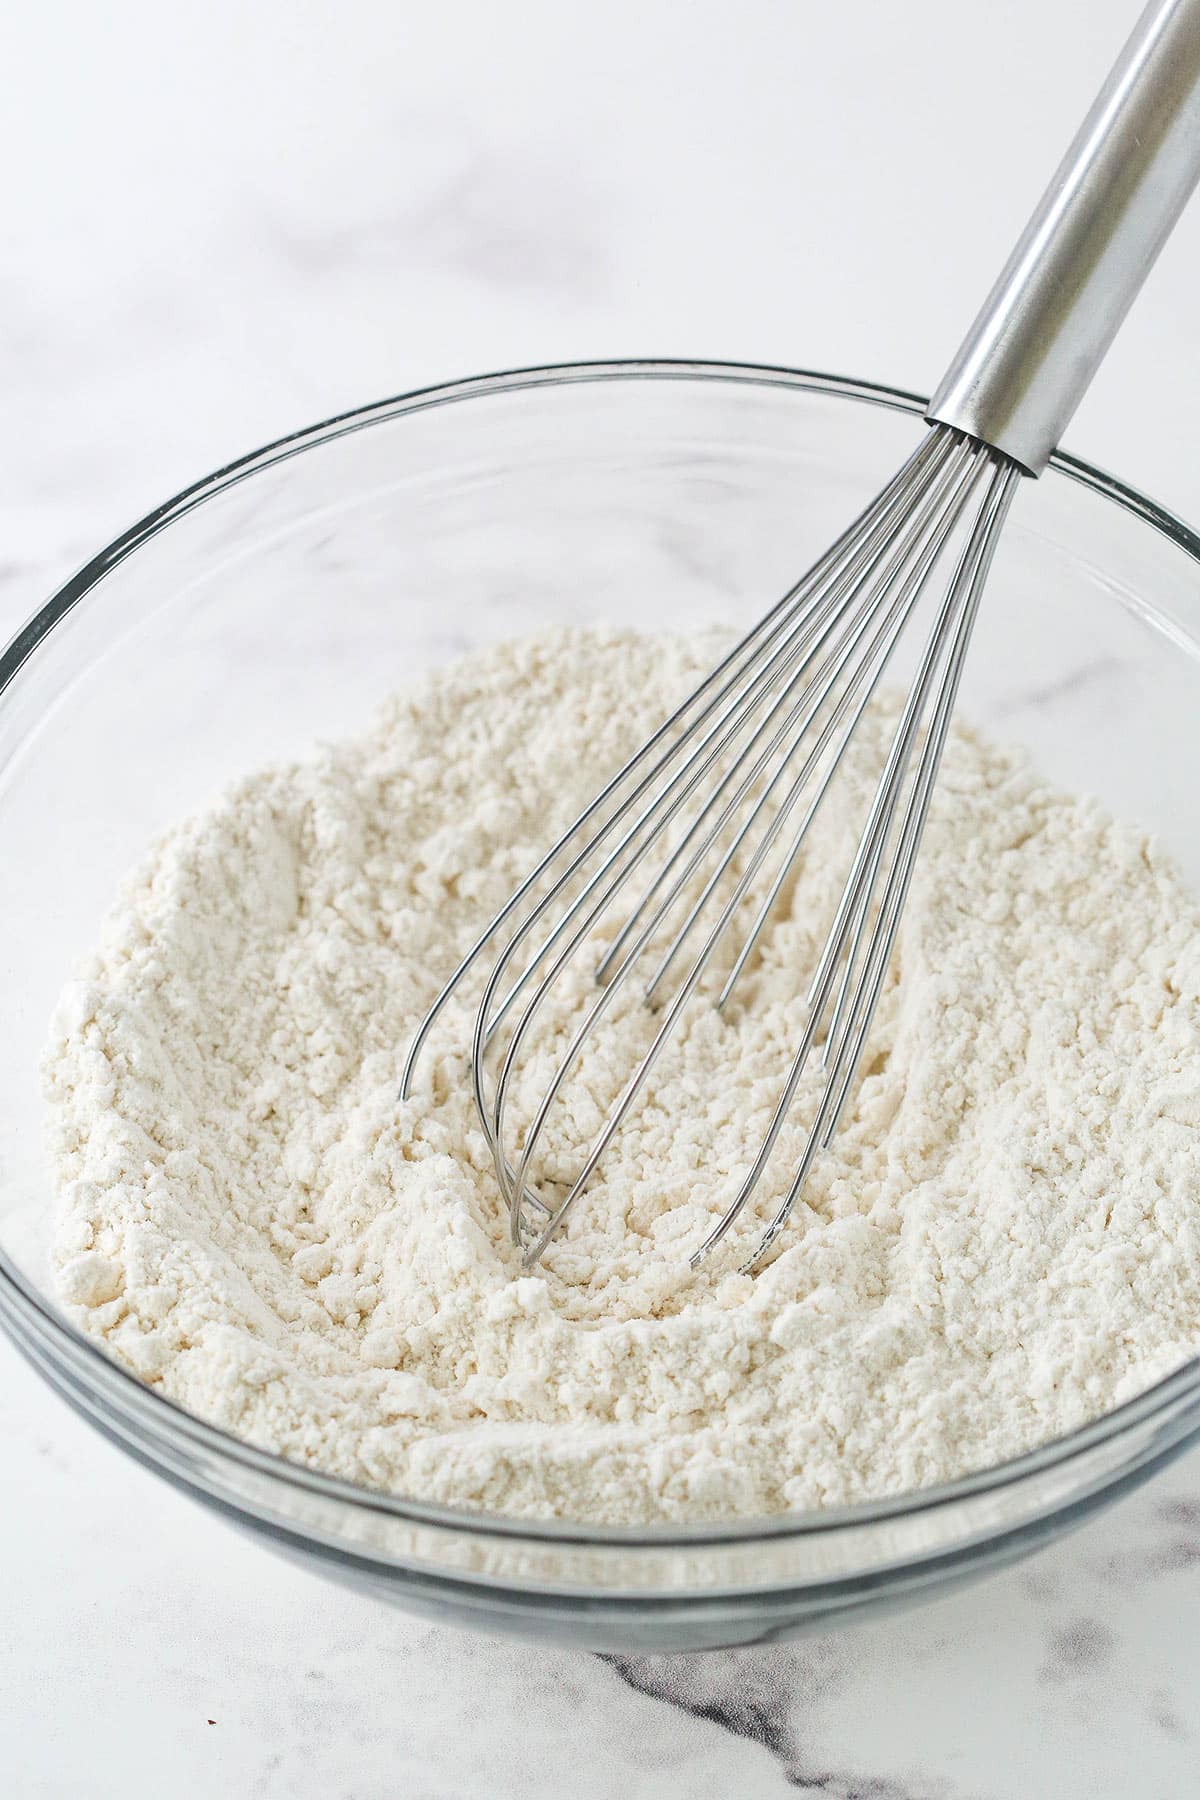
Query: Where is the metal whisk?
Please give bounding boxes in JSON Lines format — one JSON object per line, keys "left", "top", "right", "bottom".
{"left": 403, "top": 0, "right": 1200, "bottom": 1273}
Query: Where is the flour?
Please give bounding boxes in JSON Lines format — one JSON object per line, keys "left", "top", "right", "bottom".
{"left": 44, "top": 628, "right": 1200, "bottom": 1523}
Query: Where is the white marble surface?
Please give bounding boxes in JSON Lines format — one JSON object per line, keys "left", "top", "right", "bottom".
{"left": 3, "top": 1, "right": 1200, "bottom": 1794}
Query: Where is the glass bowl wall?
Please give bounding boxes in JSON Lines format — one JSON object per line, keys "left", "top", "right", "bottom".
{"left": 2, "top": 362, "right": 1199, "bottom": 1651}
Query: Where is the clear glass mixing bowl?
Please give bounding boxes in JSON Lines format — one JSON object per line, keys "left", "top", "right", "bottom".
{"left": 3, "top": 361, "right": 1200, "bottom": 1653}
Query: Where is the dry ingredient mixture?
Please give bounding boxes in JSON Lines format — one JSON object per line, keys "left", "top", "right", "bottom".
{"left": 44, "top": 628, "right": 1200, "bottom": 1524}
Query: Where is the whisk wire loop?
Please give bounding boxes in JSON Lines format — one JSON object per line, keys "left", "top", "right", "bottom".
{"left": 405, "top": 424, "right": 1023, "bottom": 1271}
{"left": 487, "top": 436, "right": 978, "bottom": 1240}
{"left": 401, "top": 0, "right": 1200, "bottom": 1269}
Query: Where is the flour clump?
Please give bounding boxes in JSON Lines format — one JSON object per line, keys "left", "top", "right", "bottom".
{"left": 44, "top": 628, "right": 1200, "bottom": 1523}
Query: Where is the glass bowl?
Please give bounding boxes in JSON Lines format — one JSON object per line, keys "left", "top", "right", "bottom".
{"left": 3, "top": 360, "right": 1200, "bottom": 1654}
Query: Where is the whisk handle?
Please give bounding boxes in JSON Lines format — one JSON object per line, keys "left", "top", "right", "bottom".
{"left": 927, "top": 0, "right": 1200, "bottom": 474}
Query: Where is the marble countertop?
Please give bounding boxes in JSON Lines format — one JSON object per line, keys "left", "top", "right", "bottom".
{"left": 3, "top": 0, "right": 1200, "bottom": 1793}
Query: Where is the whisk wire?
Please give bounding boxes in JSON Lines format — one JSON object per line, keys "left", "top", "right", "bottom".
{"left": 590, "top": 433, "right": 958, "bottom": 988}
{"left": 638, "top": 436, "right": 981, "bottom": 1007}
{"left": 712, "top": 443, "right": 983, "bottom": 1012}
{"left": 476, "top": 446, "right": 962, "bottom": 1194}
{"left": 689, "top": 450, "right": 1020, "bottom": 1270}
{"left": 404, "top": 423, "right": 1023, "bottom": 1273}
{"left": 751, "top": 463, "right": 1022, "bottom": 1269}
{"left": 504, "top": 436, "right": 1002, "bottom": 1260}
{"left": 467, "top": 453, "right": 956, "bottom": 1195}
{"left": 401, "top": 432, "right": 945, "bottom": 1105}
{"left": 490, "top": 436, "right": 975, "bottom": 1238}
{"left": 819, "top": 459, "right": 1020, "bottom": 1141}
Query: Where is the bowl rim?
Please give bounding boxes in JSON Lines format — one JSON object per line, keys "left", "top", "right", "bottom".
{"left": 3, "top": 354, "right": 1200, "bottom": 1552}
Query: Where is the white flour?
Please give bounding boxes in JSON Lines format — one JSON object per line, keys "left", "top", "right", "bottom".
{"left": 45, "top": 628, "right": 1200, "bottom": 1523}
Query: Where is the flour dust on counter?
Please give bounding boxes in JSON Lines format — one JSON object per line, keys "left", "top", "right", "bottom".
{"left": 43, "top": 627, "right": 1200, "bottom": 1524}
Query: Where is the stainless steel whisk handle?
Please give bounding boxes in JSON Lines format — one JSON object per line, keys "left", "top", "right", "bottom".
{"left": 927, "top": 0, "right": 1200, "bottom": 474}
